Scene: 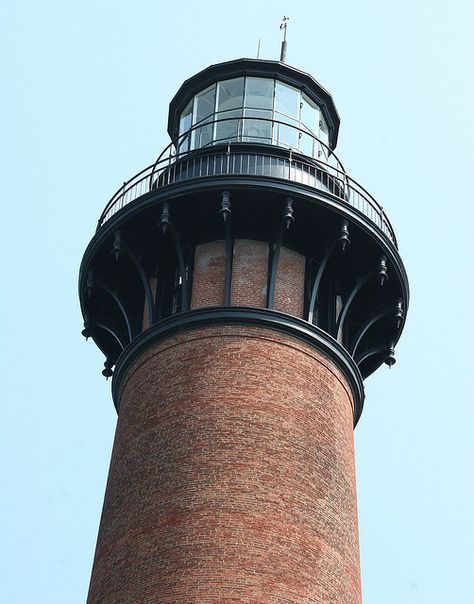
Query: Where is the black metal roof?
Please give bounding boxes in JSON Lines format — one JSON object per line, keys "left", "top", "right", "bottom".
{"left": 167, "top": 58, "right": 341, "bottom": 149}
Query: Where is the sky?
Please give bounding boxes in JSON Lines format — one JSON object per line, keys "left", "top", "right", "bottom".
{"left": 1, "top": 0, "right": 473, "bottom": 602}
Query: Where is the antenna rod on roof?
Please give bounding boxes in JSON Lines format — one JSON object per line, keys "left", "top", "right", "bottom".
{"left": 280, "top": 16, "right": 289, "bottom": 62}
{"left": 257, "top": 39, "right": 261, "bottom": 59}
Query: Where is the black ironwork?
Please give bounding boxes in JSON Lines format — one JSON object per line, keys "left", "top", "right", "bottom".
{"left": 94, "top": 116, "right": 396, "bottom": 247}
{"left": 79, "top": 58, "right": 409, "bottom": 419}
{"left": 159, "top": 203, "right": 189, "bottom": 312}
{"left": 95, "top": 277, "right": 133, "bottom": 343}
{"left": 123, "top": 241, "right": 155, "bottom": 328}
{"left": 350, "top": 298, "right": 404, "bottom": 357}
{"left": 356, "top": 341, "right": 396, "bottom": 368}
{"left": 220, "top": 190, "right": 233, "bottom": 306}
{"left": 110, "top": 306, "right": 365, "bottom": 426}
{"left": 384, "top": 340, "right": 396, "bottom": 367}
{"left": 267, "top": 197, "right": 294, "bottom": 309}
{"left": 102, "top": 356, "right": 114, "bottom": 379}
{"left": 307, "top": 219, "right": 350, "bottom": 325}
{"left": 86, "top": 269, "right": 94, "bottom": 299}
{"left": 94, "top": 322, "right": 126, "bottom": 352}
{"left": 350, "top": 310, "right": 392, "bottom": 357}
{"left": 81, "top": 313, "right": 92, "bottom": 339}
{"left": 112, "top": 230, "right": 123, "bottom": 261}
{"left": 394, "top": 298, "right": 404, "bottom": 329}
{"left": 334, "top": 256, "right": 387, "bottom": 338}
{"left": 378, "top": 255, "right": 388, "bottom": 286}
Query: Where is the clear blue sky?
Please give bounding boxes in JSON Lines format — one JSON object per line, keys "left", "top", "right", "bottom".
{"left": 1, "top": 1, "right": 473, "bottom": 602}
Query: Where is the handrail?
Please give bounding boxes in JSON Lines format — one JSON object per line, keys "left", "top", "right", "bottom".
{"left": 149, "top": 114, "right": 347, "bottom": 187}
{"left": 96, "top": 120, "right": 397, "bottom": 247}
{"left": 99, "top": 117, "right": 347, "bottom": 226}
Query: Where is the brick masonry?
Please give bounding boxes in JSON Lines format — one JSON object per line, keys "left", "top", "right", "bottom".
{"left": 190, "top": 238, "right": 305, "bottom": 318}
{"left": 191, "top": 241, "right": 226, "bottom": 308}
{"left": 231, "top": 239, "right": 268, "bottom": 307}
{"left": 87, "top": 325, "right": 361, "bottom": 604}
{"left": 273, "top": 246, "right": 305, "bottom": 318}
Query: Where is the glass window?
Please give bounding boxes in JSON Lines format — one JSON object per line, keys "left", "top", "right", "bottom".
{"left": 274, "top": 82, "right": 300, "bottom": 149}
{"left": 215, "top": 109, "right": 241, "bottom": 142}
{"left": 300, "top": 95, "right": 319, "bottom": 157}
{"left": 299, "top": 132, "right": 314, "bottom": 157}
{"left": 275, "top": 123, "right": 298, "bottom": 149}
{"left": 216, "top": 77, "right": 244, "bottom": 114}
{"left": 177, "top": 77, "right": 329, "bottom": 157}
{"left": 194, "top": 85, "right": 215, "bottom": 124}
{"left": 244, "top": 77, "right": 274, "bottom": 110}
{"left": 318, "top": 114, "right": 329, "bottom": 159}
{"left": 242, "top": 108, "right": 272, "bottom": 144}
{"left": 215, "top": 78, "right": 244, "bottom": 143}
{"left": 319, "top": 115, "right": 329, "bottom": 143}
{"left": 301, "top": 94, "right": 318, "bottom": 133}
{"left": 191, "top": 86, "right": 215, "bottom": 149}
{"left": 178, "top": 100, "right": 192, "bottom": 153}
{"left": 275, "top": 81, "right": 300, "bottom": 120}
{"left": 179, "top": 100, "right": 193, "bottom": 133}
{"left": 193, "top": 123, "right": 213, "bottom": 148}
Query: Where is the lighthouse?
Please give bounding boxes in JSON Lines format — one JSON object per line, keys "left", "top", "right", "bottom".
{"left": 80, "top": 56, "right": 409, "bottom": 603}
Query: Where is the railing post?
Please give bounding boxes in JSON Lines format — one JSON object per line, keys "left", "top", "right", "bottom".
{"left": 226, "top": 142, "right": 231, "bottom": 174}
{"left": 344, "top": 174, "right": 350, "bottom": 203}
{"left": 121, "top": 181, "right": 126, "bottom": 209}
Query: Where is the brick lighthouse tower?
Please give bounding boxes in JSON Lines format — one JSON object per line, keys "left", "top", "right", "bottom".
{"left": 79, "top": 56, "right": 408, "bottom": 603}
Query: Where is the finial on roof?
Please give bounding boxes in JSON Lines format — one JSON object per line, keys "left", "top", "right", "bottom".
{"left": 280, "top": 16, "right": 289, "bottom": 62}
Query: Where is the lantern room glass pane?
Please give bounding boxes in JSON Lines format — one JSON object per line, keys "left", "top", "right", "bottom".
{"left": 275, "top": 81, "right": 300, "bottom": 120}
{"left": 275, "top": 123, "right": 298, "bottom": 149}
{"left": 242, "top": 108, "right": 272, "bottom": 143}
{"left": 178, "top": 100, "right": 193, "bottom": 153}
{"left": 194, "top": 85, "right": 216, "bottom": 124}
{"left": 299, "top": 132, "right": 314, "bottom": 157}
{"left": 193, "top": 123, "right": 213, "bottom": 148}
{"left": 177, "top": 76, "right": 331, "bottom": 156}
{"left": 301, "top": 94, "right": 318, "bottom": 133}
{"left": 191, "top": 86, "right": 215, "bottom": 149}
{"left": 215, "top": 109, "right": 241, "bottom": 142}
{"left": 216, "top": 77, "right": 244, "bottom": 114}
{"left": 244, "top": 77, "right": 274, "bottom": 110}
{"left": 318, "top": 114, "right": 329, "bottom": 159}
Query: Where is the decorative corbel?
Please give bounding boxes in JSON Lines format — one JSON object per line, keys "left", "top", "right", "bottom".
{"left": 356, "top": 340, "right": 396, "bottom": 369}
{"left": 159, "top": 202, "right": 189, "bottom": 311}
{"left": 307, "top": 219, "right": 350, "bottom": 325}
{"left": 94, "top": 321, "right": 126, "bottom": 352}
{"left": 102, "top": 357, "right": 114, "bottom": 379}
{"left": 95, "top": 277, "right": 134, "bottom": 343}
{"left": 112, "top": 230, "right": 154, "bottom": 327}
{"left": 220, "top": 191, "right": 233, "bottom": 306}
{"left": 267, "top": 197, "right": 295, "bottom": 309}
{"left": 334, "top": 255, "right": 388, "bottom": 338}
{"left": 350, "top": 298, "right": 404, "bottom": 357}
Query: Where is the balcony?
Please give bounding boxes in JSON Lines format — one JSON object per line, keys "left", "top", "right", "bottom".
{"left": 97, "top": 116, "right": 397, "bottom": 247}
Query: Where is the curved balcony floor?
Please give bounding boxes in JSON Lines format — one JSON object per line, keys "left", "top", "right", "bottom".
{"left": 98, "top": 144, "right": 397, "bottom": 247}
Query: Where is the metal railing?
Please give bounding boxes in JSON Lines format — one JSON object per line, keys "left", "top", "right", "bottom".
{"left": 97, "top": 116, "right": 397, "bottom": 246}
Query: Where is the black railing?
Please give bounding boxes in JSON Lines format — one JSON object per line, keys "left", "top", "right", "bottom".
{"left": 97, "top": 116, "right": 397, "bottom": 246}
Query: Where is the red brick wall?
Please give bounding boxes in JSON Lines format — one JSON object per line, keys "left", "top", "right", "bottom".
{"left": 191, "top": 241, "right": 225, "bottom": 308}
{"left": 273, "top": 247, "right": 305, "bottom": 317}
{"left": 87, "top": 325, "right": 361, "bottom": 604}
{"left": 231, "top": 239, "right": 268, "bottom": 307}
